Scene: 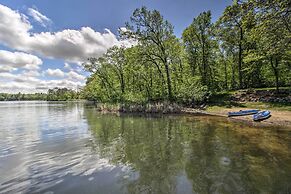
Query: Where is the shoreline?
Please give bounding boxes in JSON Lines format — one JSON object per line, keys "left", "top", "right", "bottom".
{"left": 93, "top": 103, "right": 291, "bottom": 129}
{"left": 182, "top": 107, "right": 291, "bottom": 129}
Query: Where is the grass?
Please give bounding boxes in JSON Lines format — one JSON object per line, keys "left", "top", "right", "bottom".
{"left": 242, "top": 101, "right": 291, "bottom": 112}
{"left": 207, "top": 88, "right": 291, "bottom": 112}
{"left": 207, "top": 102, "right": 291, "bottom": 112}
{"left": 95, "top": 102, "right": 183, "bottom": 113}
{"left": 250, "top": 86, "right": 290, "bottom": 91}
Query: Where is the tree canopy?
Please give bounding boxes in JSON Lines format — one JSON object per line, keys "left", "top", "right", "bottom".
{"left": 83, "top": 1, "right": 290, "bottom": 104}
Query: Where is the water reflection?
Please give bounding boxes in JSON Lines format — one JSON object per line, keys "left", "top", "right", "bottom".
{"left": 0, "top": 102, "right": 290, "bottom": 194}
{"left": 84, "top": 111, "right": 291, "bottom": 194}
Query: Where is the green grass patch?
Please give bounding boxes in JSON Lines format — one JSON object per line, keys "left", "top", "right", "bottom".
{"left": 242, "top": 102, "right": 291, "bottom": 112}
{"left": 208, "top": 88, "right": 291, "bottom": 112}
{"left": 207, "top": 101, "right": 291, "bottom": 112}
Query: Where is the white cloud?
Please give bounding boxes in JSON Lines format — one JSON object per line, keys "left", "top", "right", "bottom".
{"left": 26, "top": 27, "right": 120, "bottom": 63}
{"left": 0, "top": 79, "right": 84, "bottom": 93}
{"left": 0, "top": 4, "right": 133, "bottom": 63}
{"left": 27, "top": 7, "right": 52, "bottom": 27}
{"left": 36, "top": 79, "right": 83, "bottom": 91}
{"left": 0, "top": 72, "right": 39, "bottom": 83}
{"left": 67, "top": 71, "right": 85, "bottom": 81}
{"left": 64, "top": 62, "right": 71, "bottom": 70}
{"left": 0, "top": 4, "right": 32, "bottom": 48}
{"left": 0, "top": 70, "right": 85, "bottom": 93}
{"left": 0, "top": 50, "right": 42, "bottom": 70}
{"left": 0, "top": 65, "right": 17, "bottom": 73}
{"left": 0, "top": 72, "right": 17, "bottom": 80}
{"left": 64, "top": 62, "right": 84, "bottom": 73}
{"left": 0, "top": 4, "right": 136, "bottom": 93}
{"left": 22, "top": 70, "right": 40, "bottom": 77}
{"left": 45, "top": 68, "right": 65, "bottom": 78}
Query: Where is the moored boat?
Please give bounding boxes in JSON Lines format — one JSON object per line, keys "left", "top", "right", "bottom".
{"left": 228, "top": 109, "right": 260, "bottom": 117}
{"left": 253, "top": 110, "right": 271, "bottom": 121}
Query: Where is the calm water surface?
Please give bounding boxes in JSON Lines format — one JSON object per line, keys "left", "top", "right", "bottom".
{"left": 0, "top": 101, "right": 290, "bottom": 194}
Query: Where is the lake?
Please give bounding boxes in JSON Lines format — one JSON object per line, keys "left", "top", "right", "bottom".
{"left": 0, "top": 101, "right": 290, "bottom": 194}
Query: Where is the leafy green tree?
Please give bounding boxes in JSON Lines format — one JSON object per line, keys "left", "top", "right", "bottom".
{"left": 217, "top": 1, "right": 252, "bottom": 89}
{"left": 126, "top": 6, "right": 177, "bottom": 101}
{"left": 245, "top": 0, "right": 291, "bottom": 91}
{"left": 82, "top": 3, "right": 290, "bottom": 105}
{"left": 182, "top": 11, "right": 218, "bottom": 89}
{"left": 47, "top": 88, "right": 79, "bottom": 101}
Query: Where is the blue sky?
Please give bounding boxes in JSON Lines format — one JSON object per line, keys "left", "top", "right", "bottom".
{"left": 0, "top": 0, "right": 232, "bottom": 93}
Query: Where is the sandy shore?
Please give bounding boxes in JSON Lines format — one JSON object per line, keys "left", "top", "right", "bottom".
{"left": 183, "top": 107, "right": 291, "bottom": 128}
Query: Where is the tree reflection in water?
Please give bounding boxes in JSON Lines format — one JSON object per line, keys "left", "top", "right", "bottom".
{"left": 84, "top": 110, "right": 291, "bottom": 194}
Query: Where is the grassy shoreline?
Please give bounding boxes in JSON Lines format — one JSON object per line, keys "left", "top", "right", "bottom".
{"left": 92, "top": 100, "right": 291, "bottom": 128}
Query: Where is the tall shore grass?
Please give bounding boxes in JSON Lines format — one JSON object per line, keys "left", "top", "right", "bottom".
{"left": 95, "top": 102, "right": 184, "bottom": 114}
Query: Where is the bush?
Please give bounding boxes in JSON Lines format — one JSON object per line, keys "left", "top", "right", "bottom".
{"left": 176, "top": 77, "right": 209, "bottom": 104}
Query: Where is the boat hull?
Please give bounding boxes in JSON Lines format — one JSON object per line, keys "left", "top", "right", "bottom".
{"left": 253, "top": 110, "right": 271, "bottom": 121}
{"left": 228, "top": 109, "right": 260, "bottom": 117}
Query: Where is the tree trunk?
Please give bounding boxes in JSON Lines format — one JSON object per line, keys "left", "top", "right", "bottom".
{"left": 164, "top": 61, "right": 173, "bottom": 101}
{"left": 202, "top": 41, "right": 206, "bottom": 85}
{"left": 120, "top": 73, "right": 125, "bottom": 94}
{"left": 224, "top": 61, "right": 228, "bottom": 89}
{"left": 270, "top": 57, "right": 279, "bottom": 93}
{"left": 231, "top": 55, "right": 236, "bottom": 89}
{"left": 238, "top": 26, "right": 243, "bottom": 89}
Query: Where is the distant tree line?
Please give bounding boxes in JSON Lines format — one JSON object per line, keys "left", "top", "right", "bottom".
{"left": 0, "top": 92, "right": 47, "bottom": 101}
{"left": 0, "top": 88, "right": 81, "bottom": 101}
{"left": 47, "top": 87, "right": 81, "bottom": 101}
{"left": 83, "top": 0, "right": 290, "bottom": 104}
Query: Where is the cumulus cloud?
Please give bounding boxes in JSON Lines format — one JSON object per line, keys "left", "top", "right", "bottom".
{"left": 45, "top": 68, "right": 85, "bottom": 81}
{"left": 27, "top": 7, "right": 52, "bottom": 27}
{"left": 0, "top": 50, "right": 42, "bottom": 70}
{"left": 45, "top": 68, "right": 65, "bottom": 78}
{"left": 0, "top": 65, "right": 17, "bottom": 73}
{"left": 0, "top": 72, "right": 39, "bottom": 83}
{"left": 0, "top": 4, "right": 136, "bottom": 93}
{"left": 0, "top": 70, "right": 84, "bottom": 93}
{"left": 36, "top": 79, "right": 83, "bottom": 91}
{"left": 0, "top": 79, "right": 84, "bottom": 93}
{"left": 67, "top": 71, "right": 85, "bottom": 81}
{"left": 0, "top": 4, "right": 133, "bottom": 63}
{"left": 22, "top": 70, "right": 41, "bottom": 77}
{"left": 27, "top": 27, "right": 119, "bottom": 63}
{"left": 64, "top": 62, "right": 71, "bottom": 70}
{"left": 0, "top": 4, "right": 32, "bottom": 48}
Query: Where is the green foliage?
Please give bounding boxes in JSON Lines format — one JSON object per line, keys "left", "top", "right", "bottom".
{"left": 182, "top": 11, "right": 218, "bottom": 89}
{"left": 0, "top": 88, "right": 80, "bottom": 101}
{"left": 47, "top": 87, "right": 80, "bottom": 101}
{"left": 83, "top": 3, "right": 290, "bottom": 105}
{"left": 0, "top": 92, "right": 47, "bottom": 101}
{"left": 176, "top": 77, "right": 209, "bottom": 103}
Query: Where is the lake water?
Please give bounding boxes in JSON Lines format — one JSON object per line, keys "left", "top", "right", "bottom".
{"left": 0, "top": 101, "right": 290, "bottom": 194}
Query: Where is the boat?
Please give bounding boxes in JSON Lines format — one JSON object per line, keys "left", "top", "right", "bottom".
{"left": 228, "top": 109, "right": 260, "bottom": 117}
{"left": 253, "top": 110, "right": 271, "bottom": 121}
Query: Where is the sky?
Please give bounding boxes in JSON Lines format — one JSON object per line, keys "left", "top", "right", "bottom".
{"left": 0, "top": 0, "right": 232, "bottom": 93}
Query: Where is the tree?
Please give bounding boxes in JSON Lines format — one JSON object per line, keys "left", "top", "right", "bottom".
{"left": 126, "top": 6, "right": 177, "bottom": 101}
{"left": 247, "top": 0, "right": 291, "bottom": 92}
{"left": 47, "top": 88, "right": 79, "bottom": 101}
{"left": 182, "top": 11, "right": 217, "bottom": 88}
{"left": 217, "top": 1, "right": 251, "bottom": 89}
